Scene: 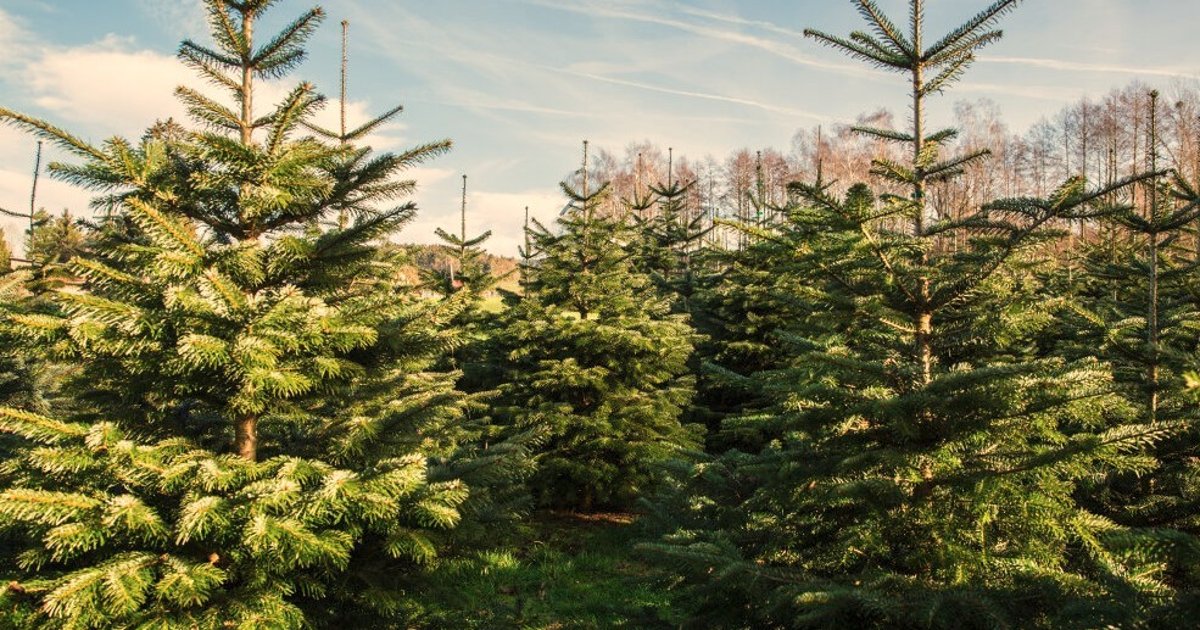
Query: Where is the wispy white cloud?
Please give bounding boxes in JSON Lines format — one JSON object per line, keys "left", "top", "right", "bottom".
{"left": 406, "top": 187, "right": 564, "bottom": 258}
{"left": 554, "top": 66, "right": 832, "bottom": 122}
{"left": 435, "top": 85, "right": 601, "bottom": 119}
{"left": 0, "top": 9, "right": 414, "bottom": 257}
{"left": 0, "top": 8, "right": 35, "bottom": 70}
{"left": 672, "top": 3, "right": 809, "bottom": 40}
{"left": 516, "top": 0, "right": 873, "bottom": 78}
{"left": 979, "top": 55, "right": 1197, "bottom": 80}
{"left": 957, "top": 81, "right": 1086, "bottom": 102}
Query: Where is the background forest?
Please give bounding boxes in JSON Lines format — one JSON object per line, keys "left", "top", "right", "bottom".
{"left": 1, "top": 0, "right": 1199, "bottom": 628}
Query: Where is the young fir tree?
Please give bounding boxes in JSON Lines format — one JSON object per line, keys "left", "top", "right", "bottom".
{"left": 1067, "top": 92, "right": 1200, "bottom": 421}
{"left": 0, "top": 230, "right": 12, "bottom": 273}
{"left": 0, "top": 1, "right": 522, "bottom": 626}
{"left": 24, "top": 209, "right": 89, "bottom": 292}
{"left": 515, "top": 204, "right": 537, "bottom": 296}
{"left": 421, "top": 175, "right": 498, "bottom": 297}
{"left": 644, "top": 2, "right": 1197, "bottom": 627}
{"left": 627, "top": 149, "right": 712, "bottom": 314}
{"left": 688, "top": 180, "right": 870, "bottom": 448}
{"left": 491, "top": 142, "right": 700, "bottom": 511}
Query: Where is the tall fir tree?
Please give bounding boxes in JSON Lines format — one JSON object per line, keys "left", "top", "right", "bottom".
{"left": 0, "top": 1, "right": 525, "bottom": 626}
{"left": 644, "top": 2, "right": 1198, "bottom": 627}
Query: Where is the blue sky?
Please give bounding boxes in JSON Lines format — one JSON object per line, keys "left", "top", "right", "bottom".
{"left": 2, "top": 0, "right": 1198, "bottom": 256}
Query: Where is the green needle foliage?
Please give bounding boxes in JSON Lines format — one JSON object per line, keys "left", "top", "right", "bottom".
{"left": 628, "top": 170, "right": 712, "bottom": 315}
{"left": 490, "top": 149, "right": 701, "bottom": 511}
{"left": 0, "top": 232, "right": 12, "bottom": 273}
{"left": 1062, "top": 93, "right": 1200, "bottom": 555}
{"left": 0, "top": 270, "right": 47, "bottom": 414}
{"left": 688, "top": 181, "right": 865, "bottom": 447}
{"left": 0, "top": 0, "right": 525, "bottom": 626}
{"left": 24, "top": 210, "right": 89, "bottom": 293}
{"left": 644, "top": 2, "right": 1200, "bottom": 627}
{"left": 0, "top": 0, "right": 1199, "bottom": 627}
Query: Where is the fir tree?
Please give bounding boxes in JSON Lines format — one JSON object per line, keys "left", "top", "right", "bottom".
{"left": 688, "top": 180, "right": 869, "bottom": 447}
{"left": 0, "top": 1, "right": 521, "bottom": 625}
{"left": 0, "top": 230, "right": 12, "bottom": 273}
{"left": 628, "top": 148, "right": 713, "bottom": 314}
{"left": 422, "top": 175, "right": 498, "bottom": 297}
{"left": 1066, "top": 92, "right": 1200, "bottom": 423}
{"left": 0, "top": 269, "right": 46, "bottom": 413}
{"left": 22, "top": 209, "right": 88, "bottom": 292}
{"left": 1063, "top": 92, "right": 1200, "bottom": 566}
{"left": 491, "top": 142, "right": 700, "bottom": 511}
{"left": 645, "top": 2, "right": 1197, "bottom": 627}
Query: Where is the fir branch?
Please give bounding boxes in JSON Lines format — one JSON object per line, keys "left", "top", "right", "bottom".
{"left": 0, "top": 108, "right": 106, "bottom": 161}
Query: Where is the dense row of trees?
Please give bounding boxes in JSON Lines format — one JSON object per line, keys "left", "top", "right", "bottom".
{"left": 1, "top": 0, "right": 1199, "bottom": 627}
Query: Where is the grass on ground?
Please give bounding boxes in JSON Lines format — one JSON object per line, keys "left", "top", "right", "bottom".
{"left": 417, "top": 512, "right": 682, "bottom": 629}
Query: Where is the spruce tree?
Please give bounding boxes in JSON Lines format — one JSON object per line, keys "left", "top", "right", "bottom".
{"left": 645, "top": 2, "right": 1197, "bottom": 627}
{"left": 0, "top": 1, "right": 518, "bottom": 625}
{"left": 491, "top": 142, "right": 700, "bottom": 511}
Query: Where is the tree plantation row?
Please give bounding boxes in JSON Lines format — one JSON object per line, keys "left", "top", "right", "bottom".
{"left": 0, "top": 0, "right": 1198, "bottom": 628}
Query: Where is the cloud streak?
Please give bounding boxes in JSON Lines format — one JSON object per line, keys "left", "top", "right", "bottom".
{"left": 553, "top": 66, "right": 833, "bottom": 122}
{"left": 979, "top": 55, "right": 1198, "bottom": 80}
{"left": 514, "top": 0, "right": 874, "bottom": 78}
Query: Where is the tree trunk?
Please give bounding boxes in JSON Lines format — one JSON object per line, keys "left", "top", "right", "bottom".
{"left": 1147, "top": 91, "right": 1160, "bottom": 422}
{"left": 910, "top": 5, "right": 933, "bottom": 387}
{"left": 236, "top": 414, "right": 258, "bottom": 461}
{"left": 916, "top": 310, "right": 933, "bottom": 386}
{"left": 240, "top": 11, "right": 255, "bottom": 146}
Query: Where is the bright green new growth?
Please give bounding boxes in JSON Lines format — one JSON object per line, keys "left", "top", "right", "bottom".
{"left": 0, "top": 0, "right": 514, "bottom": 626}
{"left": 0, "top": 408, "right": 466, "bottom": 627}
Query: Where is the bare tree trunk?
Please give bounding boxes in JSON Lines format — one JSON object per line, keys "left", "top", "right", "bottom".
{"left": 1147, "top": 91, "right": 1161, "bottom": 421}
{"left": 911, "top": 1, "right": 933, "bottom": 386}
{"left": 236, "top": 414, "right": 258, "bottom": 461}
{"left": 240, "top": 12, "right": 254, "bottom": 146}
{"left": 235, "top": 8, "right": 259, "bottom": 460}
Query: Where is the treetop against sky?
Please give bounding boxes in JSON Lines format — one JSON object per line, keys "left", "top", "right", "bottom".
{"left": 0, "top": 0, "right": 1197, "bottom": 257}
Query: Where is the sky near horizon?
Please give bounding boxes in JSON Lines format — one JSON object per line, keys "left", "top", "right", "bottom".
{"left": 1, "top": 0, "right": 1198, "bottom": 257}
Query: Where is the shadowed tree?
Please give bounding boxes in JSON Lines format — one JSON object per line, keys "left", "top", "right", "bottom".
{"left": 644, "top": 2, "right": 1199, "bottom": 627}
{"left": 489, "top": 142, "right": 701, "bottom": 511}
